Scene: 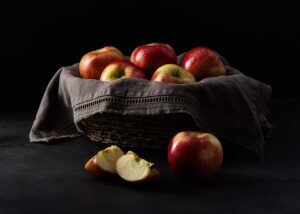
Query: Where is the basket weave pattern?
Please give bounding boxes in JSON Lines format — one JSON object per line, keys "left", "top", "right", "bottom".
{"left": 78, "top": 112, "right": 197, "bottom": 149}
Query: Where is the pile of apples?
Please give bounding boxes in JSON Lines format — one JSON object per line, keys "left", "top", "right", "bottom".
{"left": 81, "top": 43, "right": 225, "bottom": 183}
{"left": 79, "top": 43, "right": 226, "bottom": 83}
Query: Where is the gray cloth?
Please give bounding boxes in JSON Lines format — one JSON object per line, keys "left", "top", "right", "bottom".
{"left": 29, "top": 54, "right": 272, "bottom": 157}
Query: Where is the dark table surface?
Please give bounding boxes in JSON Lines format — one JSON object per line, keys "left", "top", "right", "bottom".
{"left": 1, "top": 96, "right": 300, "bottom": 214}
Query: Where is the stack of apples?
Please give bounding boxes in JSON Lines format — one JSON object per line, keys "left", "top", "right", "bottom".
{"left": 79, "top": 43, "right": 226, "bottom": 84}
{"left": 81, "top": 43, "right": 225, "bottom": 183}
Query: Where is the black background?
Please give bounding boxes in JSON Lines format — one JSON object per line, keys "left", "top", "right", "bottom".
{"left": 1, "top": 1, "right": 299, "bottom": 112}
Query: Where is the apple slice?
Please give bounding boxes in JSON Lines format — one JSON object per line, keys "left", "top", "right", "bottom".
{"left": 116, "top": 151, "right": 160, "bottom": 183}
{"left": 84, "top": 145, "right": 124, "bottom": 177}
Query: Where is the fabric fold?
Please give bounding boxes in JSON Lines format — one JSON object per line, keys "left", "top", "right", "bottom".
{"left": 29, "top": 55, "right": 272, "bottom": 157}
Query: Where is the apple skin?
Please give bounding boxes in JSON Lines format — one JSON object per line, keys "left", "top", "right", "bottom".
{"left": 100, "top": 60, "right": 147, "bottom": 81}
{"left": 181, "top": 47, "right": 226, "bottom": 81}
{"left": 130, "top": 43, "right": 177, "bottom": 78}
{"left": 84, "top": 145, "right": 124, "bottom": 178}
{"left": 84, "top": 156, "right": 115, "bottom": 177}
{"left": 168, "top": 131, "right": 223, "bottom": 181}
{"left": 79, "top": 46, "right": 124, "bottom": 79}
{"left": 151, "top": 64, "right": 196, "bottom": 84}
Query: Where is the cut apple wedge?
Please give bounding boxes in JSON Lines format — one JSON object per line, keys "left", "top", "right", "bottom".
{"left": 84, "top": 145, "right": 124, "bottom": 177}
{"left": 116, "top": 151, "right": 160, "bottom": 183}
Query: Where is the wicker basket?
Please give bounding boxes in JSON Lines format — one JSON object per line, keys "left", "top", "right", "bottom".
{"left": 77, "top": 112, "right": 198, "bottom": 149}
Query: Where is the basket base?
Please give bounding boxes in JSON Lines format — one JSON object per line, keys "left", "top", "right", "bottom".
{"left": 78, "top": 112, "right": 198, "bottom": 149}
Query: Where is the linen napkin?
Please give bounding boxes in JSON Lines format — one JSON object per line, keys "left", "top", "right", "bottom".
{"left": 29, "top": 54, "right": 272, "bottom": 157}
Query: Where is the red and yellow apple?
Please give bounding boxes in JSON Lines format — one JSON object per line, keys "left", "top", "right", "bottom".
{"left": 100, "top": 60, "right": 147, "bottom": 81}
{"left": 84, "top": 145, "right": 124, "bottom": 177}
{"left": 116, "top": 151, "right": 160, "bottom": 183}
{"left": 168, "top": 131, "right": 223, "bottom": 181}
{"left": 151, "top": 64, "right": 196, "bottom": 84}
{"left": 181, "top": 47, "right": 226, "bottom": 81}
{"left": 130, "top": 43, "right": 177, "bottom": 78}
{"left": 79, "top": 46, "right": 124, "bottom": 79}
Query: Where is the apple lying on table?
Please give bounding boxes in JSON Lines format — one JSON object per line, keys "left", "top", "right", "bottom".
{"left": 100, "top": 60, "right": 147, "bottom": 81}
{"left": 79, "top": 46, "right": 124, "bottom": 79}
{"left": 84, "top": 145, "right": 124, "bottom": 177}
{"left": 181, "top": 47, "right": 226, "bottom": 81}
{"left": 151, "top": 64, "right": 196, "bottom": 84}
{"left": 130, "top": 43, "right": 177, "bottom": 78}
{"left": 168, "top": 131, "right": 223, "bottom": 181}
{"left": 116, "top": 151, "right": 160, "bottom": 183}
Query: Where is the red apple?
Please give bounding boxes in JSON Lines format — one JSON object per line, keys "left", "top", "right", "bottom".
{"left": 151, "top": 64, "right": 196, "bottom": 84}
{"left": 181, "top": 47, "right": 226, "bottom": 81}
{"left": 168, "top": 131, "right": 223, "bottom": 180}
{"left": 130, "top": 43, "right": 177, "bottom": 78}
{"left": 100, "top": 60, "right": 147, "bottom": 81}
{"left": 79, "top": 46, "right": 124, "bottom": 79}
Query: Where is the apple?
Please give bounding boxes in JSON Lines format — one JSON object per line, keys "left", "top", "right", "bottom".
{"left": 116, "top": 151, "right": 160, "bottom": 183}
{"left": 84, "top": 145, "right": 124, "bottom": 177}
{"left": 151, "top": 64, "right": 196, "bottom": 84}
{"left": 79, "top": 46, "right": 124, "bottom": 79}
{"left": 130, "top": 43, "right": 177, "bottom": 78}
{"left": 168, "top": 131, "right": 223, "bottom": 181}
{"left": 100, "top": 60, "right": 147, "bottom": 81}
{"left": 181, "top": 47, "right": 226, "bottom": 81}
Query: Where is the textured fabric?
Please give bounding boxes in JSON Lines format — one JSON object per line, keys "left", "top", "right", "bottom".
{"left": 29, "top": 54, "right": 272, "bottom": 157}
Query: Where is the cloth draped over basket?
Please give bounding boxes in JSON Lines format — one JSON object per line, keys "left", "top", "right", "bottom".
{"left": 29, "top": 54, "right": 272, "bottom": 158}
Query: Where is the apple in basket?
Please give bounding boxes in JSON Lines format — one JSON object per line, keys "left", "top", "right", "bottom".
{"left": 116, "top": 151, "right": 160, "bottom": 183}
{"left": 168, "top": 131, "right": 223, "bottom": 180}
{"left": 100, "top": 60, "right": 147, "bottom": 81}
{"left": 84, "top": 145, "right": 124, "bottom": 177}
{"left": 181, "top": 47, "right": 226, "bottom": 81}
{"left": 130, "top": 43, "right": 177, "bottom": 78}
{"left": 151, "top": 64, "right": 196, "bottom": 84}
{"left": 79, "top": 46, "right": 124, "bottom": 79}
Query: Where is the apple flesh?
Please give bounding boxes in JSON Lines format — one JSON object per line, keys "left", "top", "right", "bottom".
{"left": 84, "top": 145, "right": 124, "bottom": 177}
{"left": 168, "top": 131, "right": 223, "bottom": 180}
{"left": 181, "top": 47, "right": 226, "bottom": 81}
{"left": 79, "top": 46, "right": 124, "bottom": 79}
{"left": 151, "top": 64, "right": 196, "bottom": 84}
{"left": 100, "top": 60, "right": 147, "bottom": 81}
{"left": 116, "top": 151, "right": 160, "bottom": 183}
{"left": 130, "top": 43, "right": 177, "bottom": 78}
